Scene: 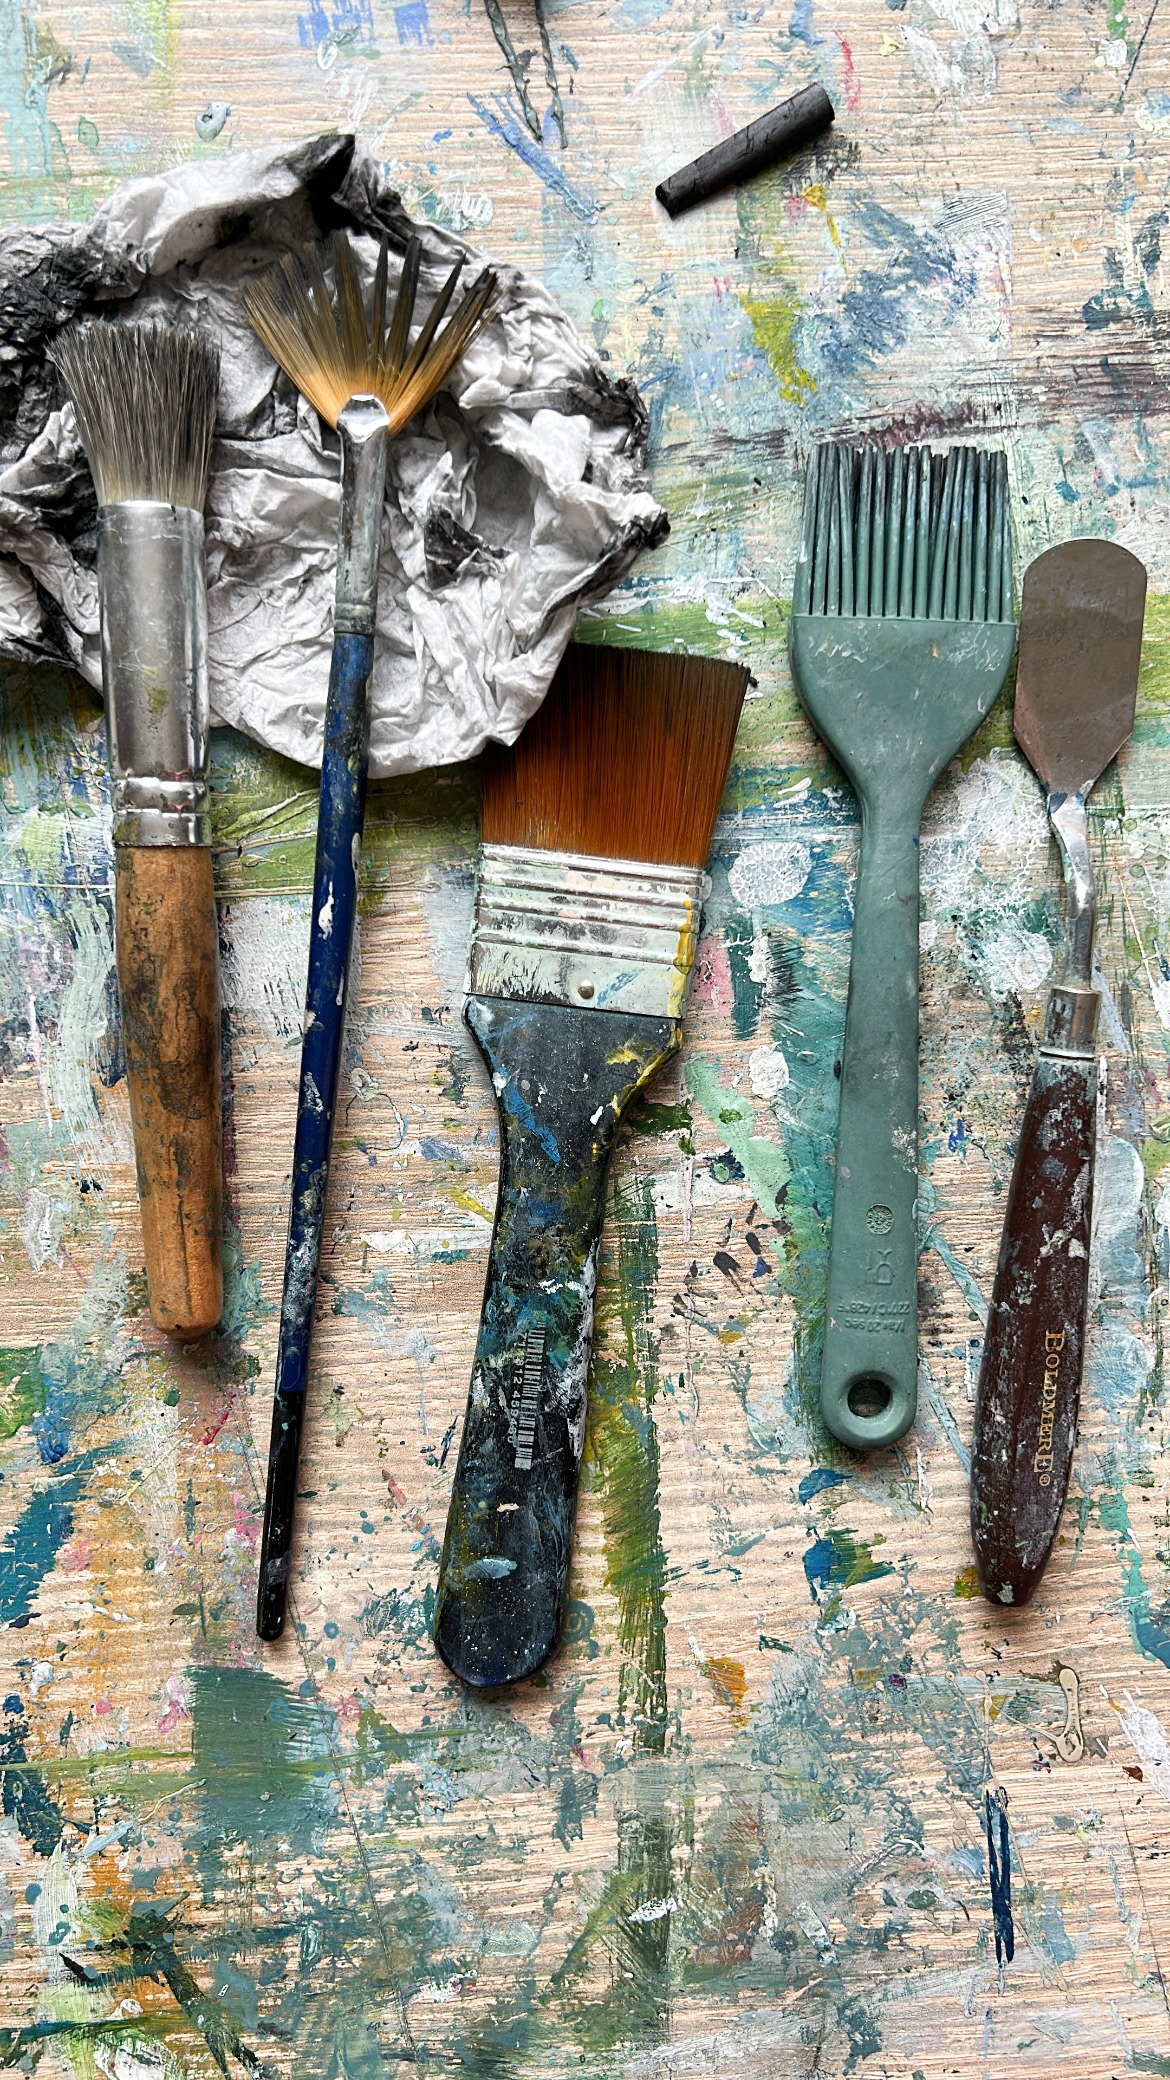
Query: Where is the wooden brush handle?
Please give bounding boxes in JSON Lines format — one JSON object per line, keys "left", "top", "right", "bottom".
{"left": 970, "top": 991, "right": 1097, "bottom": 1607}
{"left": 115, "top": 846, "right": 223, "bottom": 1338}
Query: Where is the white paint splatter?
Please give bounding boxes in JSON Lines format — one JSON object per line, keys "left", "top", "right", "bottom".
{"left": 318, "top": 883, "right": 335, "bottom": 938}
{"left": 926, "top": 0, "right": 1018, "bottom": 31}
{"left": 728, "top": 840, "right": 812, "bottom": 909}
{"left": 1115, "top": 1694, "right": 1170, "bottom": 1804}
{"left": 978, "top": 922, "right": 1053, "bottom": 997}
{"left": 361, "top": 1220, "right": 492, "bottom": 1257}
{"left": 51, "top": 888, "right": 129, "bottom": 1169}
{"left": 748, "top": 1045, "right": 790, "bottom": 1102}
{"left": 1150, "top": 974, "right": 1170, "bottom": 1032}
{"left": 220, "top": 895, "right": 309, "bottom": 1040}
{"left": 20, "top": 1188, "right": 63, "bottom": 1271}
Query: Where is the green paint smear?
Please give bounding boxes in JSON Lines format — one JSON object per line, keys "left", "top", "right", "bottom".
{"left": 1100, "top": 1488, "right": 1170, "bottom": 1667}
{"left": 685, "top": 1057, "right": 790, "bottom": 1217}
{"left": 190, "top": 1664, "right": 336, "bottom": 1850}
{"left": 574, "top": 1173, "right": 677, "bottom": 2052}
{"left": 587, "top": 1172, "right": 669, "bottom": 1753}
{"left": 0, "top": 1349, "right": 45, "bottom": 1438}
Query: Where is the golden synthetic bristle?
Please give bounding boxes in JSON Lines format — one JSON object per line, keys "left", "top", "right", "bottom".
{"left": 242, "top": 229, "right": 497, "bottom": 433}
{"left": 51, "top": 321, "right": 219, "bottom": 509}
{"left": 481, "top": 646, "right": 749, "bottom": 869}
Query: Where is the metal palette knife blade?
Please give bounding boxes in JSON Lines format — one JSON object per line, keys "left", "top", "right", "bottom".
{"left": 1014, "top": 538, "right": 1146, "bottom": 796}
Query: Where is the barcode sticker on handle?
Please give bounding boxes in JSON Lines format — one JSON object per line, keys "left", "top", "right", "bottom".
{"left": 514, "top": 1328, "right": 545, "bottom": 1471}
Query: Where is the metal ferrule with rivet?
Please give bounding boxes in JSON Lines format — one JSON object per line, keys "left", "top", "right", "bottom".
{"left": 468, "top": 842, "right": 708, "bottom": 1020}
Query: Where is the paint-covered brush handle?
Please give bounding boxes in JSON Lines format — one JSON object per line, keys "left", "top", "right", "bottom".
{"left": 971, "top": 986, "right": 1097, "bottom": 1608}
{"left": 821, "top": 807, "right": 920, "bottom": 1450}
{"left": 256, "top": 627, "right": 373, "bottom": 1642}
{"left": 434, "top": 996, "right": 677, "bottom": 1689}
{"left": 115, "top": 845, "right": 222, "bottom": 1337}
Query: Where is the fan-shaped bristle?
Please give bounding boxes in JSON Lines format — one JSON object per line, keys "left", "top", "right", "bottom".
{"left": 51, "top": 322, "right": 219, "bottom": 509}
{"left": 480, "top": 646, "right": 749, "bottom": 868}
{"left": 794, "top": 440, "right": 1013, "bottom": 623}
{"left": 242, "top": 230, "right": 498, "bottom": 435}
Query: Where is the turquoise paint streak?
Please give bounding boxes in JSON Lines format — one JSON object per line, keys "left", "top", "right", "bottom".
{"left": 0, "top": 1456, "right": 93, "bottom": 1622}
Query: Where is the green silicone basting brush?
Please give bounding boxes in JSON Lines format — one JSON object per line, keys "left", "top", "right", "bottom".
{"left": 790, "top": 442, "right": 1017, "bottom": 1451}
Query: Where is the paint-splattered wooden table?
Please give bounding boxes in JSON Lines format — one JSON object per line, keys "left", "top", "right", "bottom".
{"left": 4, "top": 1, "right": 1170, "bottom": 2073}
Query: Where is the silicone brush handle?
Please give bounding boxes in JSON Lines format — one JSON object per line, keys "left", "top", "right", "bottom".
{"left": 821, "top": 803, "right": 920, "bottom": 1449}
{"left": 970, "top": 986, "right": 1097, "bottom": 1607}
{"left": 434, "top": 995, "right": 678, "bottom": 1688}
{"left": 257, "top": 628, "right": 372, "bottom": 1641}
{"left": 115, "top": 846, "right": 223, "bottom": 1337}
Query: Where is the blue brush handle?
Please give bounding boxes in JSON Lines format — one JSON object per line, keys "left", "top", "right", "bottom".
{"left": 257, "top": 628, "right": 373, "bottom": 1640}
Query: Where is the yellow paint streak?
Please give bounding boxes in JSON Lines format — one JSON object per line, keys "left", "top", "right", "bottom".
{"left": 739, "top": 285, "right": 816, "bottom": 405}
{"left": 703, "top": 1655, "right": 748, "bottom": 1721}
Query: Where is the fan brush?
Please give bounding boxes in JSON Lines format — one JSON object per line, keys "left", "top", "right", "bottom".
{"left": 243, "top": 230, "right": 497, "bottom": 1643}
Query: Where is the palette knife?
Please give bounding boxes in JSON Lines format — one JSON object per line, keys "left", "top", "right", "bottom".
{"left": 971, "top": 538, "right": 1146, "bottom": 1608}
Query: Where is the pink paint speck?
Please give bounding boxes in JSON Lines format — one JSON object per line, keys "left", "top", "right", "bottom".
{"left": 836, "top": 33, "right": 861, "bottom": 113}
{"left": 157, "top": 1675, "right": 191, "bottom": 1736}
{"left": 692, "top": 934, "right": 734, "bottom": 1015}
{"left": 232, "top": 1492, "right": 260, "bottom": 1551}
{"left": 201, "top": 1385, "right": 239, "bottom": 1447}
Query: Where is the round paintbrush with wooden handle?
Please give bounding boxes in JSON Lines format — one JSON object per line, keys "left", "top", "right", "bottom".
{"left": 52, "top": 323, "right": 223, "bottom": 1340}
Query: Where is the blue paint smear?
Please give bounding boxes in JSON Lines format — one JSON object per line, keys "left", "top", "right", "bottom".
{"left": 798, "top": 1467, "right": 847, "bottom": 1505}
{"left": 615, "top": 0, "right": 672, "bottom": 27}
{"left": 984, "top": 1791, "right": 1014, "bottom": 1965}
{"left": 467, "top": 92, "right": 598, "bottom": 221}
{"left": 297, "top": 0, "right": 373, "bottom": 49}
{"left": 814, "top": 200, "right": 981, "bottom": 386}
{"left": 1136, "top": 1607, "right": 1170, "bottom": 1666}
{"left": 395, "top": 0, "right": 432, "bottom": 44}
{"left": 950, "top": 1845, "right": 984, "bottom": 1880}
{"left": 498, "top": 1079, "right": 560, "bottom": 1161}
{"left": 803, "top": 1536, "right": 836, "bottom": 1596}
{"left": 788, "top": 0, "right": 824, "bottom": 42}
{"left": 0, "top": 1463, "right": 91, "bottom": 1625}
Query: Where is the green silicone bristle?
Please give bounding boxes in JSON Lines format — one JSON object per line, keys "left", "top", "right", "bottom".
{"left": 794, "top": 441, "right": 1012, "bottom": 624}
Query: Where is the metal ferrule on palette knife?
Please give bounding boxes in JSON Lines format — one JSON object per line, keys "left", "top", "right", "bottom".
{"left": 99, "top": 501, "right": 211, "bottom": 847}
{"left": 469, "top": 842, "right": 708, "bottom": 1019}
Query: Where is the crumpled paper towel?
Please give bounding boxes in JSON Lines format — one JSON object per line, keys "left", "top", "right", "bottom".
{"left": 0, "top": 132, "right": 668, "bottom": 777}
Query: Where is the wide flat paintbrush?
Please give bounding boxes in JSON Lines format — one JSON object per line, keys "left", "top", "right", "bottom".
{"left": 242, "top": 230, "right": 496, "bottom": 1642}
{"left": 51, "top": 323, "right": 223, "bottom": 1339}
{"left": 434, "top": 644, "right": 749, "bottom": 1689}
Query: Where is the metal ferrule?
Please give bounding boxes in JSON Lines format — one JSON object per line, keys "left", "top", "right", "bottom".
{"left": 469, "top": 842, "right": 708, "bottom": 1020}
{"left": 99, "top": 501, "right": 210, "bottom": 847}
{"left": 1040, "top": 984, "right": 1099, "bottom": 1062}
{"left": 333, "top": 396, "right": 390, "bottom": 636}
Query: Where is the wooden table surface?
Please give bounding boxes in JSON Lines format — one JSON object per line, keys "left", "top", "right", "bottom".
{"left": 3, "top": 1, "right": 1170, "bottom": 2073}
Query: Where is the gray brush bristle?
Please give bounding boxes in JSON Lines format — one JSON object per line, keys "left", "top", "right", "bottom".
{"left": 794, "top": 440, "right": 1013, "bottom": 623}
{"left": 51, "top": 321, "right": 219, "bottom": 510}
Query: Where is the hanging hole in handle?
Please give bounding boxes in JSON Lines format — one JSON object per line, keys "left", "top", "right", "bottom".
{"left": 847, "top": 1376, "right": 894, "bottom": 1421}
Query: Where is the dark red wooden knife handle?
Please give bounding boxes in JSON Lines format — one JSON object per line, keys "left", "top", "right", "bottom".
{"left": 971, "top": 987, "right": 1098, "bottom": 1609}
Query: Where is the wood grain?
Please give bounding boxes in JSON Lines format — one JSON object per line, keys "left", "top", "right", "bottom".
{"left": 115, "top": 845, "right": 223, "bottom": 1337}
